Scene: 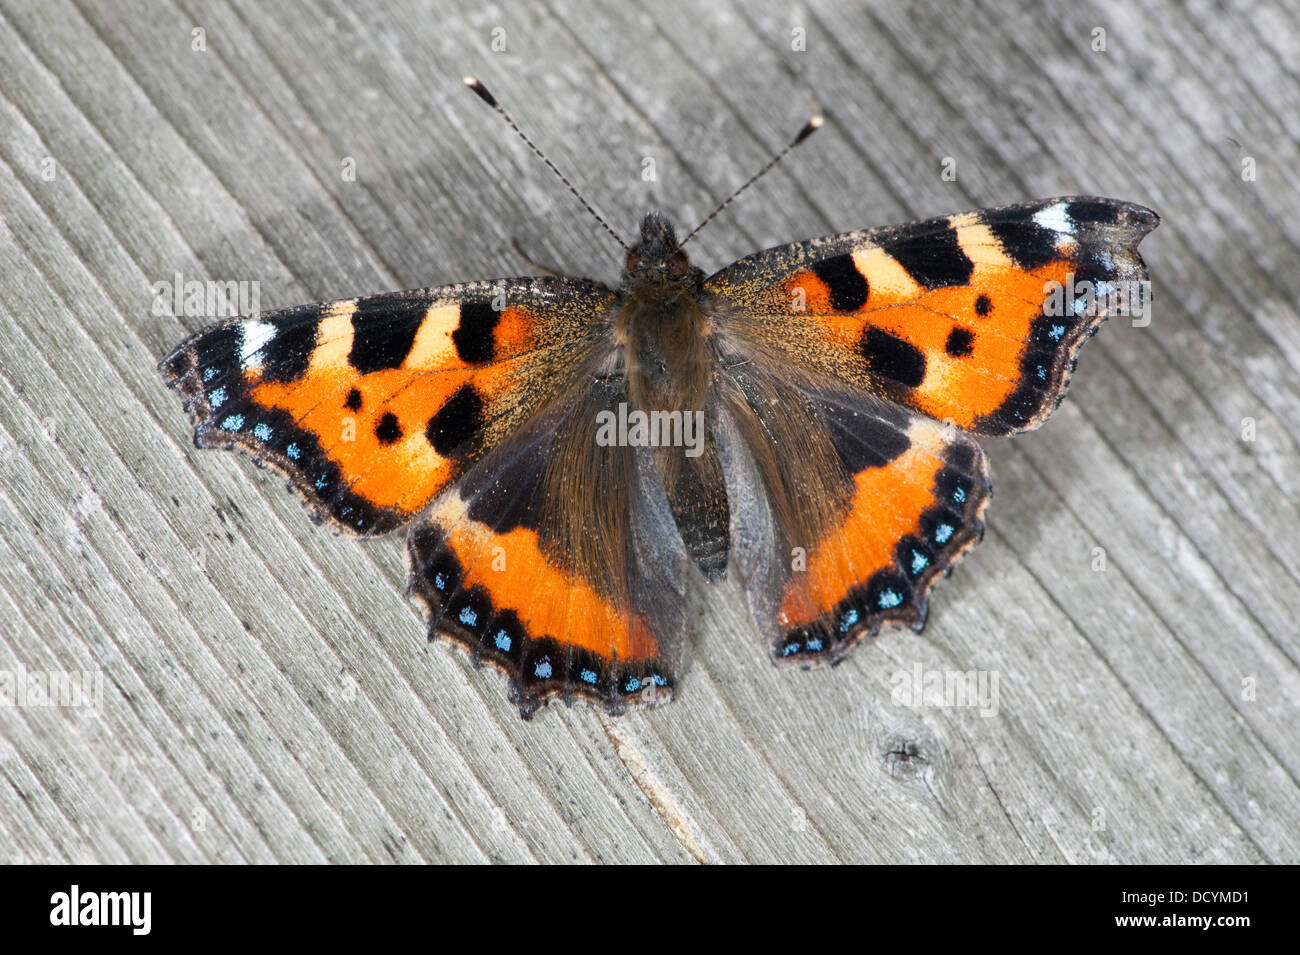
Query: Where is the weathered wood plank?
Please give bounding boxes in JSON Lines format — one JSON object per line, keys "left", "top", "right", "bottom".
{"left": 0, "top": 0, "right": 1295, "bottom": 864}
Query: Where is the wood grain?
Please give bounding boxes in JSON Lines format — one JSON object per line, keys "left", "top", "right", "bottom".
{"left": 0, "top": 0, "right": 1296, "bottom": 863}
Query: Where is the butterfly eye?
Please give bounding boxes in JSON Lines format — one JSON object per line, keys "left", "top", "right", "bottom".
{"left": 666, "top": 251, "right": 691, "bottom": 278}
{"left": 625, "top": 250, "right": 642, "bottom": 272}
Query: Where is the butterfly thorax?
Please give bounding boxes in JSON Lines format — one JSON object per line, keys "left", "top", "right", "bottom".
{"left": 615, "top": 213, "right": 711, "bottom": 409}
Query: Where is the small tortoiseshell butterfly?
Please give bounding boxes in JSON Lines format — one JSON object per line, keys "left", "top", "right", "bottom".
{"left": 161, "top": 78, "right": 1158, "bottom": 717}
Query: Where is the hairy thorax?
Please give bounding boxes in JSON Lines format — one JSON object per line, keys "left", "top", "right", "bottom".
{"left": 614, "top": 272, "right": 714, "bottom": 416}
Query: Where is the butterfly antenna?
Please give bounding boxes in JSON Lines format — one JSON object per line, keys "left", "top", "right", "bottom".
{"left": 464, "top": 76, "right": 629, "bottom": 251}
{"left": 681, "top": 114, "right": 824, "bottom": 247}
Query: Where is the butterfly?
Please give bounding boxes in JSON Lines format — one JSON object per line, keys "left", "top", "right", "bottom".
{"left": 160, "top": 78, "right": 1158, "bottom": 717}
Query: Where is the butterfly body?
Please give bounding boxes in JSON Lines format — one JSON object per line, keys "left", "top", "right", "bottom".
{"left": 162, "top": 195, "right": 1157, "bottom": 716}
{"left": 615, "top": 213, "right": 728, "bottom": 582}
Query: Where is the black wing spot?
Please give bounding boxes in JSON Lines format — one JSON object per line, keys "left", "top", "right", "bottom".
{"left": 860, "top": 327, "right": 926, "bottom": 388}
{"left": 344, "top": 388, "right": 362, "bottom": 411}
{"left": 1065, "top": 199, "right": 1122, "bottom": 225}
{"left": 945, "top": 327, "right": 975, "bottom": 358}
{"left": 426, "top": 385, "right": 484, "bottom": 456}
{"left": 975, "top": 293, "right": 992, "bottom": 317}
{"left": 349, "top": 297, "right": 426, "bottom": 373}
{"left": 375, "top": 412, "right": 402, "bottom": 445}
{"left": 987, "top": 220, "right": 1059, "bottom": 270}
{"left": 453, "top": 300, "right": 502, "bottom": 364}
{"left": 259, "top": 317, "right": 317, "bottom": 383}
{"left": 811, "top": 254, "right": 869, "bottom": 312}
{"left": 881, "top": 225, "right": 974, "bottom": 289}
{"left": 464, "top": 441, "right": 546, "bottom": 533}
{"left": 819, "top": 402, "right": 912, "bottom": 472}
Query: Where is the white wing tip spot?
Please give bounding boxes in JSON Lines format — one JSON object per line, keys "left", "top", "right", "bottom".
{"left": 1033, "top": 202, "right": 1074, "bottom": 234}
{"left": 1033, "top": 202, "right": 1078, "bottom": 252}
{"left": 240, "top": 320, "right": 276, "bottom": 370}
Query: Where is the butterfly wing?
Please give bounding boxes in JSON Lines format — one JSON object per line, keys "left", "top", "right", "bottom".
{"left": 407, "top": 375, "right": 691, "bottom": 716}
{"left": 706, "top": 197, "right": 1157, "bottom": 659}
{"left": 160, "top": 278, "right": 615, "bottom": 536}
{"left": 706, "top": 197, "right": 1158, "bottom": 435}
{"left": 714, "top": 361, "right": 989, "bottom": 663}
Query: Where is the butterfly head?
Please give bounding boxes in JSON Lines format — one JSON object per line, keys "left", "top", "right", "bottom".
{"left": 623, "top": 213, "right": 704, "bottom": 291}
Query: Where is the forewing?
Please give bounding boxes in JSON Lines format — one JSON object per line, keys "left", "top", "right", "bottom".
{"left": 706, "top": 197, "right": 1158, "bottom": 436}
{"left": 160, "top": 278, "right": 615, "bottom": 535}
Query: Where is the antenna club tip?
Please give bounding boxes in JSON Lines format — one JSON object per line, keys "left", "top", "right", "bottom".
{"left": 795, "top": 114, "right": 825, "bottom": 145}
{"left": 463, "top": 75, "right": 498, "bottom": 108}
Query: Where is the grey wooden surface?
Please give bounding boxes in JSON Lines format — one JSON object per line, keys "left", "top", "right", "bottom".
{"left": 0, "top": 0, "right": 1297, "bottom": 864}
